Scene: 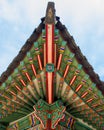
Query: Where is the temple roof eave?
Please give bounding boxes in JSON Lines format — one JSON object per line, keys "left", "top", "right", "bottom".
{"left": 56, "top": 19, "right": 104, "bottom": 94}
{"left": 0, "top": 22, "right": 44, "bottom": 85}
{"left": 0, "top": 16, "right": 104, "bottom": 95}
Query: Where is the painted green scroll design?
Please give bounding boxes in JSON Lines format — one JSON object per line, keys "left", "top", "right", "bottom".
{"left": 7, "top": 112, "right": 40, "bottom": 130}
{"left": 59, "top": 113, "right": 76, "bottom": 129}
{"left": 51, "top": 100, "right": 66, "bottom": 129}
{"left": 33, "top": 99, "right": 66, "bottom": 129}
{"left": 33, "top": 99, "right": 49, "bottom": 129}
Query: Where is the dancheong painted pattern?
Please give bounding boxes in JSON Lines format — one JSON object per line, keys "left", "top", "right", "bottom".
{"left": 0, "top": 2, "right": 104, "bottom": 130}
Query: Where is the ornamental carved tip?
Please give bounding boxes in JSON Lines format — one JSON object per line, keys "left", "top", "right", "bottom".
{"left": 45, "top": 2, "right": 56, "bottom": 24}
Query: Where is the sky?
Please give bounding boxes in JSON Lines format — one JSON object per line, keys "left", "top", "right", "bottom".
{"left": 0, "top": 0, "right": 104, "bottom": 81}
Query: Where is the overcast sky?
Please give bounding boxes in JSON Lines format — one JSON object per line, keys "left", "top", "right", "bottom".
{"left": 0, "top": 0, "right": 104, "bottom": 81}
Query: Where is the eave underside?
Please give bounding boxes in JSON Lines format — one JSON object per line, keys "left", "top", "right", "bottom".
{"left": 0, "top": 4, "right": 104, "bottom": 129}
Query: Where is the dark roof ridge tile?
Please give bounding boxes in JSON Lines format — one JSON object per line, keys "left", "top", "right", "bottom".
{"left": 0, "top": 22, "right": 43, "bottom": 86}
{"left": 56, "top": 20, "right": 104, "bottom": 94}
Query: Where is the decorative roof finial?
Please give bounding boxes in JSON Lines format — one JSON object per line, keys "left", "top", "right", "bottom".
{"left": 45, "top": 2, "right": 56, "bottom": 24}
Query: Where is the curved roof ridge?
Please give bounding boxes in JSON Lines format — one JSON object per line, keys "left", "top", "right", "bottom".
{"left": 56, "top": 18, "right": 104, "bottom": 94}
{"left": 0, "top": 21, "right": 44, "bottom": 85}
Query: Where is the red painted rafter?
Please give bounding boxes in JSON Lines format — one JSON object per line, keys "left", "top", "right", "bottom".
{"left": 15, "top": 84, "right": 21, "bottom": 91}
{"left": 25, "top": 72, "right": 31, "bottom": 82}
{"left": 75, "top": 84, "right": 82, "bottom": 92}
{"left": 37, "top": 54, "right": 43, "bottom": 70}
{"left": 69, "top": 75, "right": 77, "bottom": 86}
{"left": 81, "top": 92, "right": 88, "bottom": 98}
{"left": 86, "top": 98, "right": 93, "bottom": 103}
{"left": 31, "top": 64, "right": 37, "bottom": 76}
{"left": 57, "top": 54, "right": 62, "bottom": 70}
{"left": 63, "top": 65, "right": 70, "bottom": 78}
{"left": 20, "top": 79, "right": 26, "bottom": 87}
{"left": 44, "top": 43, "right": 46, "bottom": 66}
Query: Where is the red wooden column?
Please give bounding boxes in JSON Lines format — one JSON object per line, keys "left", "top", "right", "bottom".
{"left": 46, "top": 24, "right": 54, "bottom": 104}
{"left": 45, "top": 2, "right": 55, "bottom": 130}
{"left": 45, "top": 24, "right": 54, "bottom": 130}
{"left": 45, "top": 2, "right": 55, "bottom": 104}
